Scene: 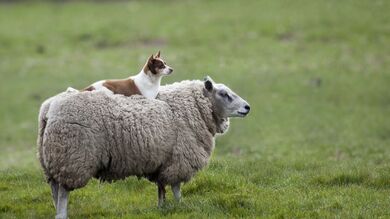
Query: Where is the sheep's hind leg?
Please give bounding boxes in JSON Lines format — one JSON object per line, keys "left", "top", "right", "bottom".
{"left": 55, "top": 184, "right": 69, "bottom": 219}
{"left": 171, "top": 183, "right": 181, "bottom": 202}
{"left": 50, "top": 180, "right": 59, "bottom": 209}
{"left": 157, "top": 183, "right": 166, "bottom": 207}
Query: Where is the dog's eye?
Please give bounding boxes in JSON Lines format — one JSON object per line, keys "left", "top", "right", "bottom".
{"left": 157, "top": 62, "right": 165, "bottom": 69}
{"left": 220, "top": 91, "right": 227, "bottom": 97}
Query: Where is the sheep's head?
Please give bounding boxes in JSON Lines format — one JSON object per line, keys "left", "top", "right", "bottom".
{"left": 203, "top": 76, "right": 250, "bottom": 118}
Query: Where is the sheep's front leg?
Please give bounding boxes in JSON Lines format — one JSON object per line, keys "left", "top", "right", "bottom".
{"left": 55, "top": 185, "right": 69, "bottom": 219}
{"left": 171, "top": 183, "right": 181, "bottom": 202}
{"left": 50, "top": 180, "right": 59, "bottom": 209}
{"left": 157, "top": 183, "right": 166, "bottom": 207}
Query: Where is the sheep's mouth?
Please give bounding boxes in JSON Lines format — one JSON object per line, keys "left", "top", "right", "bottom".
{"left": 237, "top": 111, "right": 249, "bottom": 116}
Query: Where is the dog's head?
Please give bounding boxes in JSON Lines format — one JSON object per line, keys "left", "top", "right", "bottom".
{"left": 143, "top": 51, "right": 173, "bottom": 77}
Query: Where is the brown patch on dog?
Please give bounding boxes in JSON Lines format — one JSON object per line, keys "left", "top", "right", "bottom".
{"left": 151, "top": 59, "right": 165, "bottom": 72}
{"left": 102, "top": 78, "right": 141, "bottom": 96}
{"left": 82, "top": 85, "right": 96, "bottom": 92}
{"left": 144, "top": 55, "right": 157, "bottom": 74}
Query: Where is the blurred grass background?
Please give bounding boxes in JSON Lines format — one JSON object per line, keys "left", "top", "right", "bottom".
{"left": 0, "top": 0, "right": 389, "bottom": 218}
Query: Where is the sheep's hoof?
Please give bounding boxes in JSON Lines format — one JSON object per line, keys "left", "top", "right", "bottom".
{"left": 157, "top": 200, "right": 165, "bottom": 208}
{"left": 55, "top": 214, "right": 67, "bottom": 219}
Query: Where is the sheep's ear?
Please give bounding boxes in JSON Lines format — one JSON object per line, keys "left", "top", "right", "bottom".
{"left": 204, "top": 76, "right": 214, "bottom": 92}
{"left": 155, "top": 50, "right": 161, "bottom": 58}
{"left": 204, "top": 75, "right": 215, "bottom": 83}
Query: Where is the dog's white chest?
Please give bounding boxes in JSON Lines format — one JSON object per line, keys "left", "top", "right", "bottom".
{"left": 141, "top": 87, "right": 159, "bottom": 99}
{"left": 132, "top": 73, "right": 160, "bottom": 99}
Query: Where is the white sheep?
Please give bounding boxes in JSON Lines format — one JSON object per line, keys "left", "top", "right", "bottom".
{"left": 37, "top": 77, "right": 250, "bottom": 219}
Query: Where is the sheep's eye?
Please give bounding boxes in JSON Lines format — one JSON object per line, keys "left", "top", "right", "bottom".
{"left": 226, "top": 94, "right": 232, "bottom": 102}
{"left": 219, "top": 91, "right": 232, "bottom": 102}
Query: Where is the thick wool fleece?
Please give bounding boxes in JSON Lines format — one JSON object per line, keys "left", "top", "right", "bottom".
{"left": 37, "top": 80, "right": 226, "bottom": 190}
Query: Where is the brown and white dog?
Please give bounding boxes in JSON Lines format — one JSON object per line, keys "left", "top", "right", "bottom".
{"left": 82, "top": 51, "right": 173, "bottom": 99}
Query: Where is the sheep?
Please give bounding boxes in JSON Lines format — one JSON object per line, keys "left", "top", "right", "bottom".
{"left": 37, "top": 77, "right": 250, "bottom": 219}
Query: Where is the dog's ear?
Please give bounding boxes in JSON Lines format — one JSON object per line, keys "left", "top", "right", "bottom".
{"left": 148, "top": 54, "right": 154, "bottom": 62}
{"left": 155, "top": 50, "right": 161, "bottom": 58}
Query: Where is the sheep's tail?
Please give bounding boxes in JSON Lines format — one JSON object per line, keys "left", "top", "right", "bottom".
{"left": 37, "top": 89, "right": 79, "bottom": 182}
{"left": 37, "top": 97, "right": 53, "bottom": 182}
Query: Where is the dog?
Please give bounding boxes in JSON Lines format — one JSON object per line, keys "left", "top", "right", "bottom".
{"left": 82, "top": 51, "right": 173, "bottom": 99}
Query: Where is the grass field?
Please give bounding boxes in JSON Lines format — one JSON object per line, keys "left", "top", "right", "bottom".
{"left": 1, "top": 0, "right": 390, "bottom": 218}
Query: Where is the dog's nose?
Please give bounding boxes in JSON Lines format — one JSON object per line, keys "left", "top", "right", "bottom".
{"left": 169, "top": 67, "right": 173, "bottom": 72}
{"left": 244, "top": 105, "right": 250, "bottom": 111}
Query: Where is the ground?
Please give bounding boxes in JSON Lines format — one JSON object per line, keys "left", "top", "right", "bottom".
{"left": 0, "top": 0, "right": 389, "bottom": 218}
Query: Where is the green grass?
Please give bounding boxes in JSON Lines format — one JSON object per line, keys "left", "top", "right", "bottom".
{"left": 0, "top": 0, "right": 389, "bottom": 218}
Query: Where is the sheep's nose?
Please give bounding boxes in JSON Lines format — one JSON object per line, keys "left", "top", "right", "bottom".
{"left": 244, "top": 105, "right": 250, "bottom": 111}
